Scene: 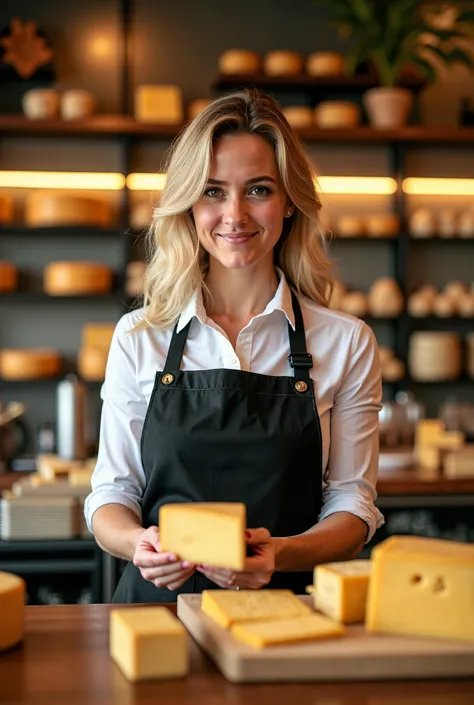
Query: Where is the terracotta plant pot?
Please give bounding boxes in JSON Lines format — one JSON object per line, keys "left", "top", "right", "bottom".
{"left": 363, "top": 87, "right": 414, "bottom": 129}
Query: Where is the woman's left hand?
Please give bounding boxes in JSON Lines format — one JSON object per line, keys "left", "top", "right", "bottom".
{"left": 198, "top": 528, "right": 276, "bottom": 589}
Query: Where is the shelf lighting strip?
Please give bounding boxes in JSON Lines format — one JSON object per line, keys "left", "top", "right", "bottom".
{"left": 0, "top": 172, "right": 473, "bottom": 196}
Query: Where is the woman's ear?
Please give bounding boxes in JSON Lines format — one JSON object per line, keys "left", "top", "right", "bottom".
{"left": 285, "top": 204, "right": 294, "bottom": 218}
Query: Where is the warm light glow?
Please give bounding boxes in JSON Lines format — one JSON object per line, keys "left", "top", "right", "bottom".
{"left": 403, "top": 177, "right": 474, "bottom": 196}
{"left": 317, "top": 176, "right": 398, "bottom": 195}
{"left": 89, "top": 35, "right": 114, "bottom": 60}
{"left": 126, "top": 173, "right": 167, "bottom": 191}
{"left": 0, "top": 171, "right": 125, "bottom": 190}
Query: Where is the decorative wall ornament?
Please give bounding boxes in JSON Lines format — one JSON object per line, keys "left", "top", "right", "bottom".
{"left": 0, "top": 18, "right": 54, "bottom": 80}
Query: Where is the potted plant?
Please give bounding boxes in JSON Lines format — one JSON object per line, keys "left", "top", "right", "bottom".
{"left": 313, "top": 0, "right": 474, "bottom": 128}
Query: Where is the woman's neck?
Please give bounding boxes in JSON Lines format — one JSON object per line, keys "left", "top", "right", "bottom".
{"left": 204, "top": 261, "right": 279, "bottom": 322}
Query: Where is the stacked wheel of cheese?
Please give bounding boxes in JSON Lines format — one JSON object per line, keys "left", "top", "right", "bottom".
{"left": 329, "top": 278, "right": 404, "bottom": 318}
{"left": 0, "top": 349, "right": 61, "bottom": 380}
{"left": 25, "top": 192, "right": 111, "bottom": 229}
{"left": 0, "top": 572, "right": 26, "bottom": 652}
{"left": 408, "top": 282, "right": 474, "bottom": 318}
{"left": 78, "top": 323, "right": 115, "bottom": 381}
{"left": 43, "top": 262, "right": 113, "bottom": 296}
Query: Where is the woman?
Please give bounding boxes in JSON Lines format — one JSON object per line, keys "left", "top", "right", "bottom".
{"left": 85, "top": 89, "right": 383, "bottom": 603}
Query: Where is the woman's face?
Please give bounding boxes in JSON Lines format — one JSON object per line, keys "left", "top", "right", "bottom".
{"left": 192, "top": 132, "right": 292, "bottom": 272}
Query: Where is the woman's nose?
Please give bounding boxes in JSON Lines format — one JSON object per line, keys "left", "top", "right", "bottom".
{"left": 222, "top": 197, "right": 248, "bottom": 228}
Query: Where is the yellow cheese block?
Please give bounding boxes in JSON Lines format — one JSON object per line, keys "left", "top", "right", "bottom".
{"left": 263, "top": 51, "right": 303, "bottom": 76}
{"left": 218, "top": 49, "right": 261, "bottom": 75}
{"left": 444, "top": 446, "right": 474, "bottom": 478}
{"left": 315, "top": 101, "right": 361, "bottom": 129}
{"left": 26, "top": 192, "right": 111, "bottom": 228}
{"left": 231, "top": 612, "right": 345, "bottom": 649}
{"left": 201, "top": 589, "right": 311, "bottom": 629}
{"left": 0, "top": 261, "right": 18, "bottom": 291}
{"left": 78, "top": 347, "right": 108, "bottom": 381}
{"left": 0, "top": 349, "right": 61, "bottom": 380}
{"left": 135, "top": 85, "right": 183, "bottom": 124}
{"left": 43, "top": 262, "right": 113, "bottom": 295}
{"left": 36, "top": 454, "right": 83, "bottom": 480}
{"left": 415, "top": 419, "right": 445, "bottom": 446}
{"left": 159, "top": 502, "right": 246, "bottom": 570}
{"left": 366, "top": 535, "right": 474, "bottom": 642}
{"left": 109, "top": 607, "right": 188, "bottom": 681}
{"left": 0, "top": 571, "right": 26, "bottom": 652}
{"left": 311, "top": 559, "right": 372, "bottom": 623}
{"left": 0, "top": 194, "right": 14, "bottom": 224}
{"left": 81, "top": 323, "right": 115, "bottom": 350}
{"left": 68, "top": 468, "right": 93, "bottom": 487}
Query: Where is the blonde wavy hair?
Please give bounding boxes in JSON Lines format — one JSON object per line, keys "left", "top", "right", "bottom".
{"left": 133, "top": 89, "right": 335, "bottom": 331}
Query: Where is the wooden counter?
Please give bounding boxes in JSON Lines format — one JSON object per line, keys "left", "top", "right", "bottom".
{"left": 1, "top": 604, "right": 473, "bottom": 705}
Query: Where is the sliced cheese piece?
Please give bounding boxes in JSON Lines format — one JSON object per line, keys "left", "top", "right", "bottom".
{"left": 366, "top": 535, "right": 474, "bottom": 642}
{"left": 0, "top": 572, "right": 25, "bottom": 652}
{"left": 26, "top": 192, "right": 110, "bottom": 228}
{"left": 159, "top": 502, "right": 246, "bottom": 570}
{"left": 201, "top": 589, "right": 311, "bottom": 629}
{"left": 311, "top": 559, "right": 372, "bottom": 623}
{"left": 0, "top": 261, "right": 18, "bottom": 291}
{"left": 231, "top": 612, "right": 344, "bottom": 649}
{"left": 0, "top": 349, "right": 61, "bottom": 380}
{"left": 43, "top": 262, "right": 113, "bottom": 295}
{"left": 135, "top": 85, "right": 183, "bottom": 124}
{"left": 109, "top": 607, "right": 188, "bottom": 681}
{"left": 78, "top": 347, "right": 108, "bottom": 381}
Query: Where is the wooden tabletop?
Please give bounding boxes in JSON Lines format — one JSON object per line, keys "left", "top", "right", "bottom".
{"left": 1, "top": 604, "right": 473, "bottom": 704}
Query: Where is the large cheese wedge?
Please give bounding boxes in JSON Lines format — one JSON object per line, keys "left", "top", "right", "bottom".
{"left": 135, "top": 85, "right": 183, "bottom": 124}
{"left": 366, "top": 535, "right": 474, "bottom": 642}
{"left": 0, "top": 194, "right": 14, "bottom": 224}
{"left": 310, "top": 559, "right": 372, "bottom": 623}
{"left": 110, "top": 607, "right": 188, "bottom": 681}
{"left": 25, "top": 192, "right": 110, "bottom": 228}
{"left": 0, "top": 261, "right": 18, "bottom": 292}
{"left": 0, "top": 349, "right": 61, "bottom": 380}
{"left": 201, "top": 589, "right": 311, "bottom": 629}
{"left": 159, "top": 502, "right": 246, "bottom": 570}
{"left": 231, "top": 612, "right": 344, "bottom": 649}
{"left": 43, "top": 262, "right": 113, "bottom": 295}
{"left": 0, "top": 572, "right": 26, "bottom": 652}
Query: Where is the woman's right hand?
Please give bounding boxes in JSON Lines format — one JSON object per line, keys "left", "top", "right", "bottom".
{"left": 132, "top": 526, "right": 196, "bottom": 591}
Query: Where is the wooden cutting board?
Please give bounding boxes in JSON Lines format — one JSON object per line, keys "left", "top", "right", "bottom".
{"left": 177, "top": 594, "right": 474, "bottom": 683}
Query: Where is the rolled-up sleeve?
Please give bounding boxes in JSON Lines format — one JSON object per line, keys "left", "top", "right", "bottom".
{"left": 84, "top": 314, "right": 148, "bottom": 533}
{"left": 319, "top": 320, "right": 384, "bottom": 543}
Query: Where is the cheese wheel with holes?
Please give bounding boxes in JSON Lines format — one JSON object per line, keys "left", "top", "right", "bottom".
{"left": 315, "top": 101, "right": 361, "bottom": 129}
{"left": 282, "top": 106, "right": 313, "bottom": 129}
{"left": 0, "top": 194, "right": 14, "bottom": 224}
{"left": 25, "top": 192, "right": 111, "bottom": 228}
{"left": 0, "top": 261, "right": 18, "bottom": 292}
{"left": 0, "top": 349, "right": 61, "bottom": 380}
{"left": 307, "top": 52, "right": 345, "bottom": 77}
{"left": 0, "top": 572, "right": 26, "bottom": 652}
{"left": 263, "top": 51, "right": 303, "bottom": 76}
{"left": 218, "top": 50, "right": 261, "bottom": 74}
{"left": 43, "top": 262, "right": 113, "bottom": 295}
{"left": 78, "top": 348, "right": 108, "bottom": 381}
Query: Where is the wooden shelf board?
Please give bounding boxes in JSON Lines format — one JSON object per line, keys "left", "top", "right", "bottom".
{"left": 0, "top": 226, "right": 126, "bottom": 236}
{"left": 211, "top": 72, "right": 425, "bottom": 92}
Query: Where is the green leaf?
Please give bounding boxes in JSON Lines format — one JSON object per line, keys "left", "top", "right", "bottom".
{"left": 410, "top": 55, "right": 438, "bottom": 83}
{"left": 446, "top": 47, "right": 474, "bottom": 69}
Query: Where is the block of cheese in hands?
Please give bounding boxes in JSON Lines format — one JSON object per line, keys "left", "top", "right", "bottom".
{"left": 366, "top": 535, "right": 474, "bottom": 642}
{"left": 310, "top": 559, "right": 372, "bottom": 623}
{"left": 231, "top": 613, "right": 344, "bottom": 649}
{"left": 110, "top": 607, "right": 188, "bottom": 681}
{"left": 202, "top": 589, "right": 311, "bottom": 628}
{"left": 0, "top": 572, "right": 26, "bottom": 652}
{"left": 159, "top": 502, "right": 246, "bottom": 570}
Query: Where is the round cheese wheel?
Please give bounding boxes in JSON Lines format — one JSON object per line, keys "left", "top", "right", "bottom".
{"left": 458, "top": 293, "right": 474, "bottom": 317}
{"left": 458, "top": 209, "right": 474, "bottom": 238}
{"left": 418, "top": 285, "right": 438, "bottom": 303}
{"left": 26, "top": 192, "right": 111, "bottom": 228}
{"left": 409, "top": 332, "right": 461, "bottom": 381}
{"left": 78, "top": 348, "right": 108, "bottom": 381}
{"left": 218, "top": 50, "right": 261, "bottom": 74}
{"left": 315, "top": 101, "right": 361, "bottom": 129}
{"left": 378, "top": 346, "right": 394, "bottom": 365}
{"left": 438, "top": 208, "right": 457, "bottom": 238}
{"left": 0, "top": 194, "right": 14, "bottom": 224}
{"left": 282, "top": 106, "right": 313, "bottom": 129}
{"left": 22, "top": 88, "right": 60, "bottom": 120}
{"left": 0, "top": 349, "right": 61, "bottom": 380}
{"left": 409, "top": 208, "right": 435, "bottom": 238}
{"left": 432, "top": 293, "right": 456, "bottom": 317}
{"left": 306, "top": 52, "right": 345, "bottom": 77}
{"left": 188, "top": 98, "right": 213, "bottom": 120}
{"left": 336, "top": 215, "right": 365, "bottom": 238}
{"left": 443, "top": 281, "right": 467, "bottom": 303}
{"left": 369, "top": 278, "right": 404, "bottom": 317}
{"left": 340, "top": 291, "right": 368, "bottom": 317}
{"left": 365, "top": 213, "right": 400, "bottom": 238}
{"left": 60, "top": 90, "right": 95, "bottom": 121}
{"left": 0, "top": 572, "right": 26, "bottom": 651}
{"left": 382, "top": 357, "right": 405, "bottom": 382}
{"left": 407, "top": 292, "right": 432, "bottom": 317}
{"left": 44, "top": 262, "right": 113, "bottom": 295}
{"left": 263, "top": 51, "right": 303, "bottom": 76}
{"left": 0, "top": 261, "right": 18, "bottom": 292}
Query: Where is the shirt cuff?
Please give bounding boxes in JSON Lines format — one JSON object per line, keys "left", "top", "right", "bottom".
{"left": 318, "top": 491, "right": 385, "bottom": 544}
{"left": 84, "top": 490, "right": 143, "bottom": 534}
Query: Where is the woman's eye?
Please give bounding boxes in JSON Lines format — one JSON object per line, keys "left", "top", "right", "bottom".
{"left": 249, "top": 186, "right": 271, "bottom": 196}
{"left": 204, "top": 187, "right": 222, "bottom": 198}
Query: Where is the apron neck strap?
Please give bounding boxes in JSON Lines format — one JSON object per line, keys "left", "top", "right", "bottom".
{"left": 164, "top": 319, "right": 192, "bottom": 370}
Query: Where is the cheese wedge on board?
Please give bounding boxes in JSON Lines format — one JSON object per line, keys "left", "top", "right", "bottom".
{"left": 310, "top": 559, "right": 372, "bottom": 623}
{"left": 366, "top": 535, "right": 474, "bottom": 642}
{"left": 231, "top": 613, "right": 345, "bottom": 649}
{"left": 110, "top": 607, "right": 188, "bottom": 681}
{"left": 0, "top": 572, "right": 26, "bottom": 652}
{"left": 201, "top": 589, "right": 311, "bottom": 629}
{"left": 159, "top": 502, "right": 246, "bottom": 570}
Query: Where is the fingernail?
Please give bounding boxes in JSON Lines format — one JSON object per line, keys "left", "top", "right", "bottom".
{"left": 181, "top": 561, "right": 191, "bottom": 568}
{"left": 167, "top": 554, "right": 177, "bottom": 562}
{"left": 245, "top": 531, "right": 251, "bottom": 538}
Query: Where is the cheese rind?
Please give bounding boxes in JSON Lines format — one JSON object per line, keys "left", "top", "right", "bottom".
{"left": 0, "top": 349, "right": 61, "bottom": 380}
{"left": 44, "top": 262, "right": 113, "bottom": 295}
{"left": 312, "top": 559, "right": 372, "bottom": 623}
{"left": 366, "top": 535, "right": 474, "bottom": 642}
{"left": 201, "top": 589, "right": 311, "bottom": 629}
{"left": 26, "top": 192, "right": 110, "bottom": 228}
{"left": 231, "top": 613, "right": 344, "bottom": 648}
{"left": 109, "top": 607, "right": 188, "bottom": 681}
{"left": 159, "top": 502, "right": 246, "bottom": 570}
{"left": 0, "top": 571, "right": 26, "bottom": 651}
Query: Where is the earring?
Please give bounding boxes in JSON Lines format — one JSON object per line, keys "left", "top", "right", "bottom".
{"left": 287, "top": 208, "right": 293, "bottom": 216}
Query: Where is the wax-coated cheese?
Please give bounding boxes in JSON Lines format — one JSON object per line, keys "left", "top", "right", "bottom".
{"left": 231, "top": 613, "right": 344, "bottom": 649}
{"left": 0, "top": 572, "right": 25, "bottom": 652}
{"left": 110, "top": 607, "right": 188, "bottom": 681}
{"left": 311, "top": 559, "right": 372, "bottom": 623}
{"left": 135, "top": 85, "right": 183, "bottom": 124}
{"left": 315, "top": 101, "right": 361, "bottom": 129}
{"left": 366, "top": 535, "right": 474, "bottom": 642}
{"left": 43, "top": 262, "right": 113, "bottom": 295}
{"left": 0, "top": 349, "right": 61, "bottom": 380}
{"left": 159, "top": 502, "right": 246, "bottom": 570}
{"left": 218, "top": 50, "right": 261, "bottom": 75}
{"left": 0, "top": 261, "right": 18, "bottom": 292}
{"left": 201, "top": 589, "right": 311, "bottom": 629}
{"left": 263, "top": 51, "right": 303, "bottom": 76}
{"left": 26, "top": 192, "right": 110, "bottom": 228}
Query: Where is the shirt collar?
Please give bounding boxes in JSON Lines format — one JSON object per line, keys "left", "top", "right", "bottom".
{"left": 176, "top": 266, "right": 296, "bottom": 332}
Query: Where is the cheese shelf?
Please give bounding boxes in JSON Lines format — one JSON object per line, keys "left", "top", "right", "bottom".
{"left": 0, "top": 226, "right": 127, "bottom": 237}
{"left": 0, "top": 292, "right": 122, "bottom": 301}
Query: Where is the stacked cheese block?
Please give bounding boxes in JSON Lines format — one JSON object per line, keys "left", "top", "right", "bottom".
{"left": 0, "top": 349, "right": 61, "bottom": 380}
{"left": 0, "top": 572, "right": 26, "bottom": 653}
{"left": 415, "top": 419, "right": 474, "bottom": 478}
{"left": 44, "top": 262, "right": 113, "bottom": 296}
{"left": 78, "top": 323, "right": 115, "bottom": 381}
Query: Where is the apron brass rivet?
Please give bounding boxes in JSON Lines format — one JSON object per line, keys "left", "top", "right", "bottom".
{"left": 161, "top": 373, "right": 175, "bottom": 385}
{"left": 295, "top": 380, "right": 308, "bottom": 393}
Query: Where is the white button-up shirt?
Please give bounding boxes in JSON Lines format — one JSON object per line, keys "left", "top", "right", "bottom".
{"left": 85, "top": 269, "right": 384, "bottom": 541}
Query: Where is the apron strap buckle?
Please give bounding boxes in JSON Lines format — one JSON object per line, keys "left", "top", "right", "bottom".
{"left": 288, "top": 353, "right": 313, "bottom": 369}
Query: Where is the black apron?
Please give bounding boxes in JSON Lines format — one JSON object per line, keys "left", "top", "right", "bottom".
{"left": 113, "top": 291, "right": 323, "bottom": 603}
